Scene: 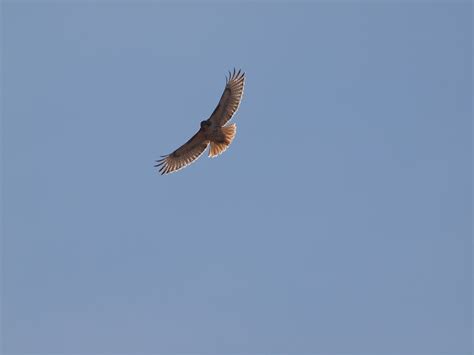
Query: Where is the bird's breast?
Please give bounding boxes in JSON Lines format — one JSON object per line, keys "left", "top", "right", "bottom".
{"left": 202, "top": 126, "right": 215, "bottom": 137}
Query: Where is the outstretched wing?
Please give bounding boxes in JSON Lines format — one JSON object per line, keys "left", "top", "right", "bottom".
{"left": 155, "top": 130, "right": 209, "bottom": 175}
{"left": 208, "top": 69, "right": 245, "bottom": 127}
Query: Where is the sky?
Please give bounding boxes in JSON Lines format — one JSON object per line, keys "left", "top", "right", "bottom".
{"left": 1, "top": 1, "right": 472, "bottom": 354}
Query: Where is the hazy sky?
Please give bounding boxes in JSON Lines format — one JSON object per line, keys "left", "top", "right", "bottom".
{"left": 2, "top": 1, "right": 472, "bottom": 354}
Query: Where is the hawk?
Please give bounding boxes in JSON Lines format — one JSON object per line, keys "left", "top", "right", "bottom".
{"left": 155, "top": 69, "right": 245, "bottom": 175}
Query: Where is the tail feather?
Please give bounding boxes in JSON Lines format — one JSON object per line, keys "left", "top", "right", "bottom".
{"left": 209, "top": 124, "right": 237, "bottom": 158}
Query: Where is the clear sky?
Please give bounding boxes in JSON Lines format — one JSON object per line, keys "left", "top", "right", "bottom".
{"left": 2, "top": 1, "right": 472, "bottom": 354}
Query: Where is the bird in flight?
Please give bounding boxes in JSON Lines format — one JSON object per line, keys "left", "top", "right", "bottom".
{"left": 155, "top": 69, "right": 245, "bottom": 175}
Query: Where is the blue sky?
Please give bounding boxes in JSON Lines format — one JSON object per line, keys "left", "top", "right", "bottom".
{"left": 2, "top": 1, "right": 472, "bottom": 354}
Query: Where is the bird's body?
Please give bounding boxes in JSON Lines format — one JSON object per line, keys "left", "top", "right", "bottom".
{"left": 155, "top": 69, "right": 245, "bottom": 175}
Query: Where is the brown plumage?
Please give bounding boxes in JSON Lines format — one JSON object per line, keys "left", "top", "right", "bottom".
{"left": 155, "top": 69, "right": 245, "bottom": 175}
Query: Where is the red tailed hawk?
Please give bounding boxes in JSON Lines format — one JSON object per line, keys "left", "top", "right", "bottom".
{"left": 155, "top": 69, "right": 245, "bottom": 175}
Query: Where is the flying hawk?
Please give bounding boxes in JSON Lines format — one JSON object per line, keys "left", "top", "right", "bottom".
{"left": 155, "top": 69, "right": 245, "bottom": 175}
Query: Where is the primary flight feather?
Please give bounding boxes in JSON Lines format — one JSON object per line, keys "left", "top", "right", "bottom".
{"left": 155, "top": 69, "right": 245, "bottom": 175}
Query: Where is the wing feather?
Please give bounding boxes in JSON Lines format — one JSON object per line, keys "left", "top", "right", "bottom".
{"left": 155, "top": 130, "right": 209, "bottom": 175}
{"left": 209, "top": 69, "right": 245, "bottom": 126}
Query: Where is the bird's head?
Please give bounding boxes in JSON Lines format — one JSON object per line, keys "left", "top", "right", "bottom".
{"left": 200, "top": 120, "right": 211, "bottom": 129}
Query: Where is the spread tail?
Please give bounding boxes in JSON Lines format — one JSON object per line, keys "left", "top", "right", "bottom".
{"left": 209, "top": 124, "right": 237, "bottom": 158}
